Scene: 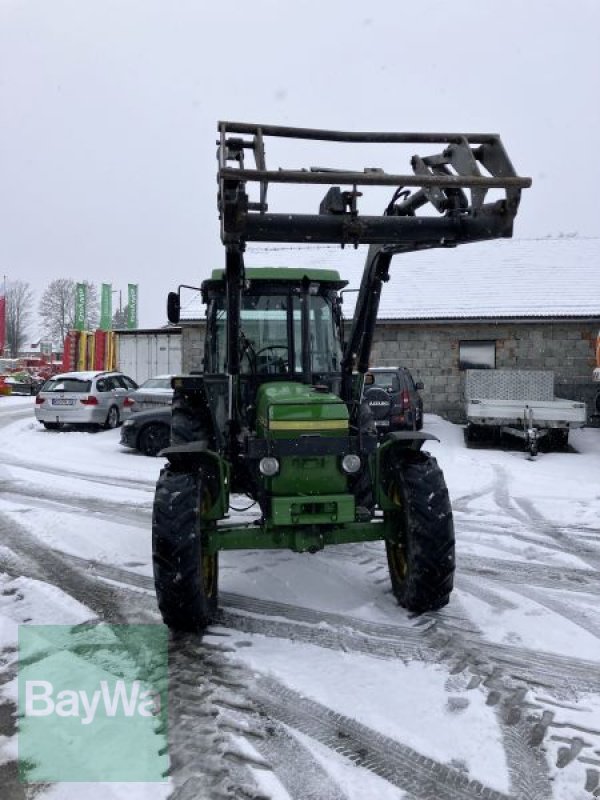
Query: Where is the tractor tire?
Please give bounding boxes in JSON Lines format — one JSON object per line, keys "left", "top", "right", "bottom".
{"left": 385, "top": 453, "right": 455, "bottom": 612}
{"left": 170, "top": 395, "right": 211, "bottom": 447}
{"left": 152, "top": 467, "right": 219, "bottom": 632}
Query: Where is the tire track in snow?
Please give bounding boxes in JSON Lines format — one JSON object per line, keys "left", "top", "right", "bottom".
{"left": 459, "top": 554, "right": 600, "bottom": 596}
{"left": 0, "top": 512, "right": 129, "bottom": 623}
{"left": 511, "top": 496, "right": 600, "bottom": 571}
{"left": 507, "top": 584, "right": 600, "bottom": 640}
{"left": 165, "top": 635, "right": 271, "bottom": 800}
{"left": 0, "top": 455, "right": 156, "bottom": 493}
{"left": 49, "top": 554, "right": 600, "bottom": 697}
{"left": 451, "top": 482, "right": 497, "bottom": 513}
{"left": 0, "top": 407, "right": 34, "bottom": 430}
{"left": 457, "top": 575, "right": 519, "bottom": 612}
{"left": 0, "top": 516, "right": 347, "bottom": 799}
{"left": 1, "top": 456, "right": 592, "bottom": 796}
{"left": 248, "top": 675, "right": 512, "bottom": 800}
{"left": 0, "top": 480, "right": 152, "bottom": 527}
{"left": 13, "top": 548, "right": 558, "bottom": 798}
{"left": 223, "top": 598, "right": 575, "bottom": 798}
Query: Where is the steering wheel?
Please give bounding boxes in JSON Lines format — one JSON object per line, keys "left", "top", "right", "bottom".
{"left": 254, "top": 345, "right": 288, "bottom": 358}
{"left": 254, "top": 345, "right": 289, "bottom": 373}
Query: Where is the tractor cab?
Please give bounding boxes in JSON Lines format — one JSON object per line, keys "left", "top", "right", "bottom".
{"left": 202, "top": 268, "right": 348, "bottom": 431}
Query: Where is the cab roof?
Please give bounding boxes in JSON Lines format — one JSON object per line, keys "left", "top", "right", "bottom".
{"left": 206, "top": 266, "right": 347, "bottom": 290}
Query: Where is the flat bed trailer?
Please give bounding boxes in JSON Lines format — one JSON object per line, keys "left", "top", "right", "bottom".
{"left": 465, "top": 369, "right": 586, "bottom": 456}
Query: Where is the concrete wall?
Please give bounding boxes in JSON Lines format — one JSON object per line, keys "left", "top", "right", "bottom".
{"left": 370, "top": 319, "right": 599, "bottom": 423}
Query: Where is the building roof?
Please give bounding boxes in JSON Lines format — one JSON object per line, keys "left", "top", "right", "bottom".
{"left": 180, "top": 236, "right": 600, "bottom": 322}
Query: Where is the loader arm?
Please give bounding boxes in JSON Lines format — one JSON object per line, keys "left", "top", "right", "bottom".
{"left": 216, "top": 121, "right": 531, "bottom": 424}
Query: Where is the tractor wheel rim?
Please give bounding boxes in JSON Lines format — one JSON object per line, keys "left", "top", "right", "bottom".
{"left": 389, "top": 482, "right": 407, "bottom": 579}
{"left": 389, "top": 543, "right": 407, "bottom": 580}
{"left": 202, "top": 553, "right": 216, "bottom": 597}
{"left": 199, "top": 487, "right": 215, "bottom": 597}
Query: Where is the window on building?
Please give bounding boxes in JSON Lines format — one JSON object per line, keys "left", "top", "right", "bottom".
{"left": 459, "top": 340, "right": 496, "bottom": 370}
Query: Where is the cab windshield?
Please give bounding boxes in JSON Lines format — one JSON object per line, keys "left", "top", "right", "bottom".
{"left": 209, "top": 291, "right": 342, "bottom": 376}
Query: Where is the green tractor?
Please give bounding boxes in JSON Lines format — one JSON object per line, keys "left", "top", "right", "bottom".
{"left": 152, "top": 122, "right": 530, "bottom": 632}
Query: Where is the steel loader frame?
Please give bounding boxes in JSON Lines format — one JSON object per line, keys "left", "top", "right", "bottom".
{"left": 216, "top": 121, "right": 530, "bottom": 450}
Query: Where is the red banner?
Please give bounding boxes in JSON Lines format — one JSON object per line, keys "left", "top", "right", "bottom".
{"left": 94, "top": 330, "right": 106, "bottom": 370}
{"left": 0, "top": 295, "right": 5, "bottom": 354}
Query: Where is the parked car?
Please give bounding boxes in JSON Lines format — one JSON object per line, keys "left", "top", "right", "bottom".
{"left": 120, "top": 406, "right": 171, "bottom": 456}
{"left": 129, "top": 374, "right": 175, "bottom": 413}
{"left": 363, "top": 366, "right": 424, "bottom": 434}
{"left": 1, "top": 372, "right": 44, "bottom": 395}
{"left": 34, "top": 370, "right": 138, "bottom": 430}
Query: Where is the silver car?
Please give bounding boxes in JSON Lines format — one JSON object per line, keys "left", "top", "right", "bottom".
{"left": 35, "top": 370, "right": 138, "bottom": 431}
{"left": 129, "top": 374, "right": 174, "bottom": 413}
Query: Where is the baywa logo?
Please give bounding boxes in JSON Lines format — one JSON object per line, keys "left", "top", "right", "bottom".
{"left": 25, "top": 678, "right": 161, "bottom": 725}
{"left": 18, "top": 624, "right": 168, "bottom": 783}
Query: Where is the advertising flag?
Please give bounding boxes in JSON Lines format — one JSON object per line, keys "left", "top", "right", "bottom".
{"left": 100, "top": 284, "right": 112, "bottom": 331}
{"left": 74, "top": 283, "right": 87, "bottom": 331}
{"left": 127, "top": 284, "right": 138, "bottom": 330}
{"left": 0, "top": 293, "right": 5, "bottom": 354}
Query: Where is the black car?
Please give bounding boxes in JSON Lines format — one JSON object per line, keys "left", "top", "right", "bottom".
{"left": 120, "top": 406, "right": 171, "bottom": 456}
{"left": 363, "top": 367, "right": 424, "bottom": 434}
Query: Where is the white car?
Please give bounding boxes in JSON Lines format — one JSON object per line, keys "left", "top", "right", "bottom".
{"left": 129, "top": 374, "right": 175, "bottom": 412}
{"left": 35, "top": 370, "right": 138, "bottom": 430}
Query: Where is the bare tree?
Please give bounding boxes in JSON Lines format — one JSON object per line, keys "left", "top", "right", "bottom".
{"left": 5, "top": 280, "right": 34, "bottom": 357}
{"left": 112, "top": 304, "right": 129, "bottom": 331}
{"left": 84, "top": 281, "right": 100, "bottom": 330}
{"left": 38, "top": 279, "right": 99, "bottom": 343}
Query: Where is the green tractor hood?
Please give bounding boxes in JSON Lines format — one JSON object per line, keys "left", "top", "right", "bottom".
{"left": 256, "top": 382, "right": 349, "bottom": 437}
{"left": 255, "top": 382, "right": 350, "bottom": 503}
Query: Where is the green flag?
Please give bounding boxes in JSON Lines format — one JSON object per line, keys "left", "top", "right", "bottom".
{"left": 127, "top": 284, "right": 138, "bottom": 329}
{"left": 74, "top": 283, "right": 87, "bottom": 331}
{"left": 100, "top": 284, "right": 112, "bottom": 331}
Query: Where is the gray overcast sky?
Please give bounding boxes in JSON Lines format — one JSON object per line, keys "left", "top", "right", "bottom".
{"left": 1, "top": 0, "right": 599, "bottom": 329}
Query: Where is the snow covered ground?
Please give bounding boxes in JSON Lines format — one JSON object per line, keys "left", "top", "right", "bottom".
{"left": 0, "top": 395, "right": 599, "bottom": 799}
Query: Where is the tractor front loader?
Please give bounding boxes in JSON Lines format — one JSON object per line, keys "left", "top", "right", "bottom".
{"left": 152, "top": 123, "right": 531, "bottom": 632}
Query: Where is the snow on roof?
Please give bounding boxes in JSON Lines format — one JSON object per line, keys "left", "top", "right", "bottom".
{"left": 181, "top": 237, "right": 600, "bottom": 322}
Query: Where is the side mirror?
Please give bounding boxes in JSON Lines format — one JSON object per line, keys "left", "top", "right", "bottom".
{"left": 416, "top": 381, "right": 424, "bottom": 391}
{"left": 167, "top": 292, "right": 181, "bottom": 324}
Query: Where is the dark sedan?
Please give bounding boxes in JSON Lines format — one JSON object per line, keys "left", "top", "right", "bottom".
{"left": 120, "top": 406, "right": 171, "bottom": 457}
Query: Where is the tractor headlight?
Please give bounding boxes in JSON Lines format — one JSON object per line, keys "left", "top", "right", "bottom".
{"left": 259, "top": 456, "right": 280, "bottom": 477}
{"left": 341, "top": 454, "right": 361, "bottom": 474}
